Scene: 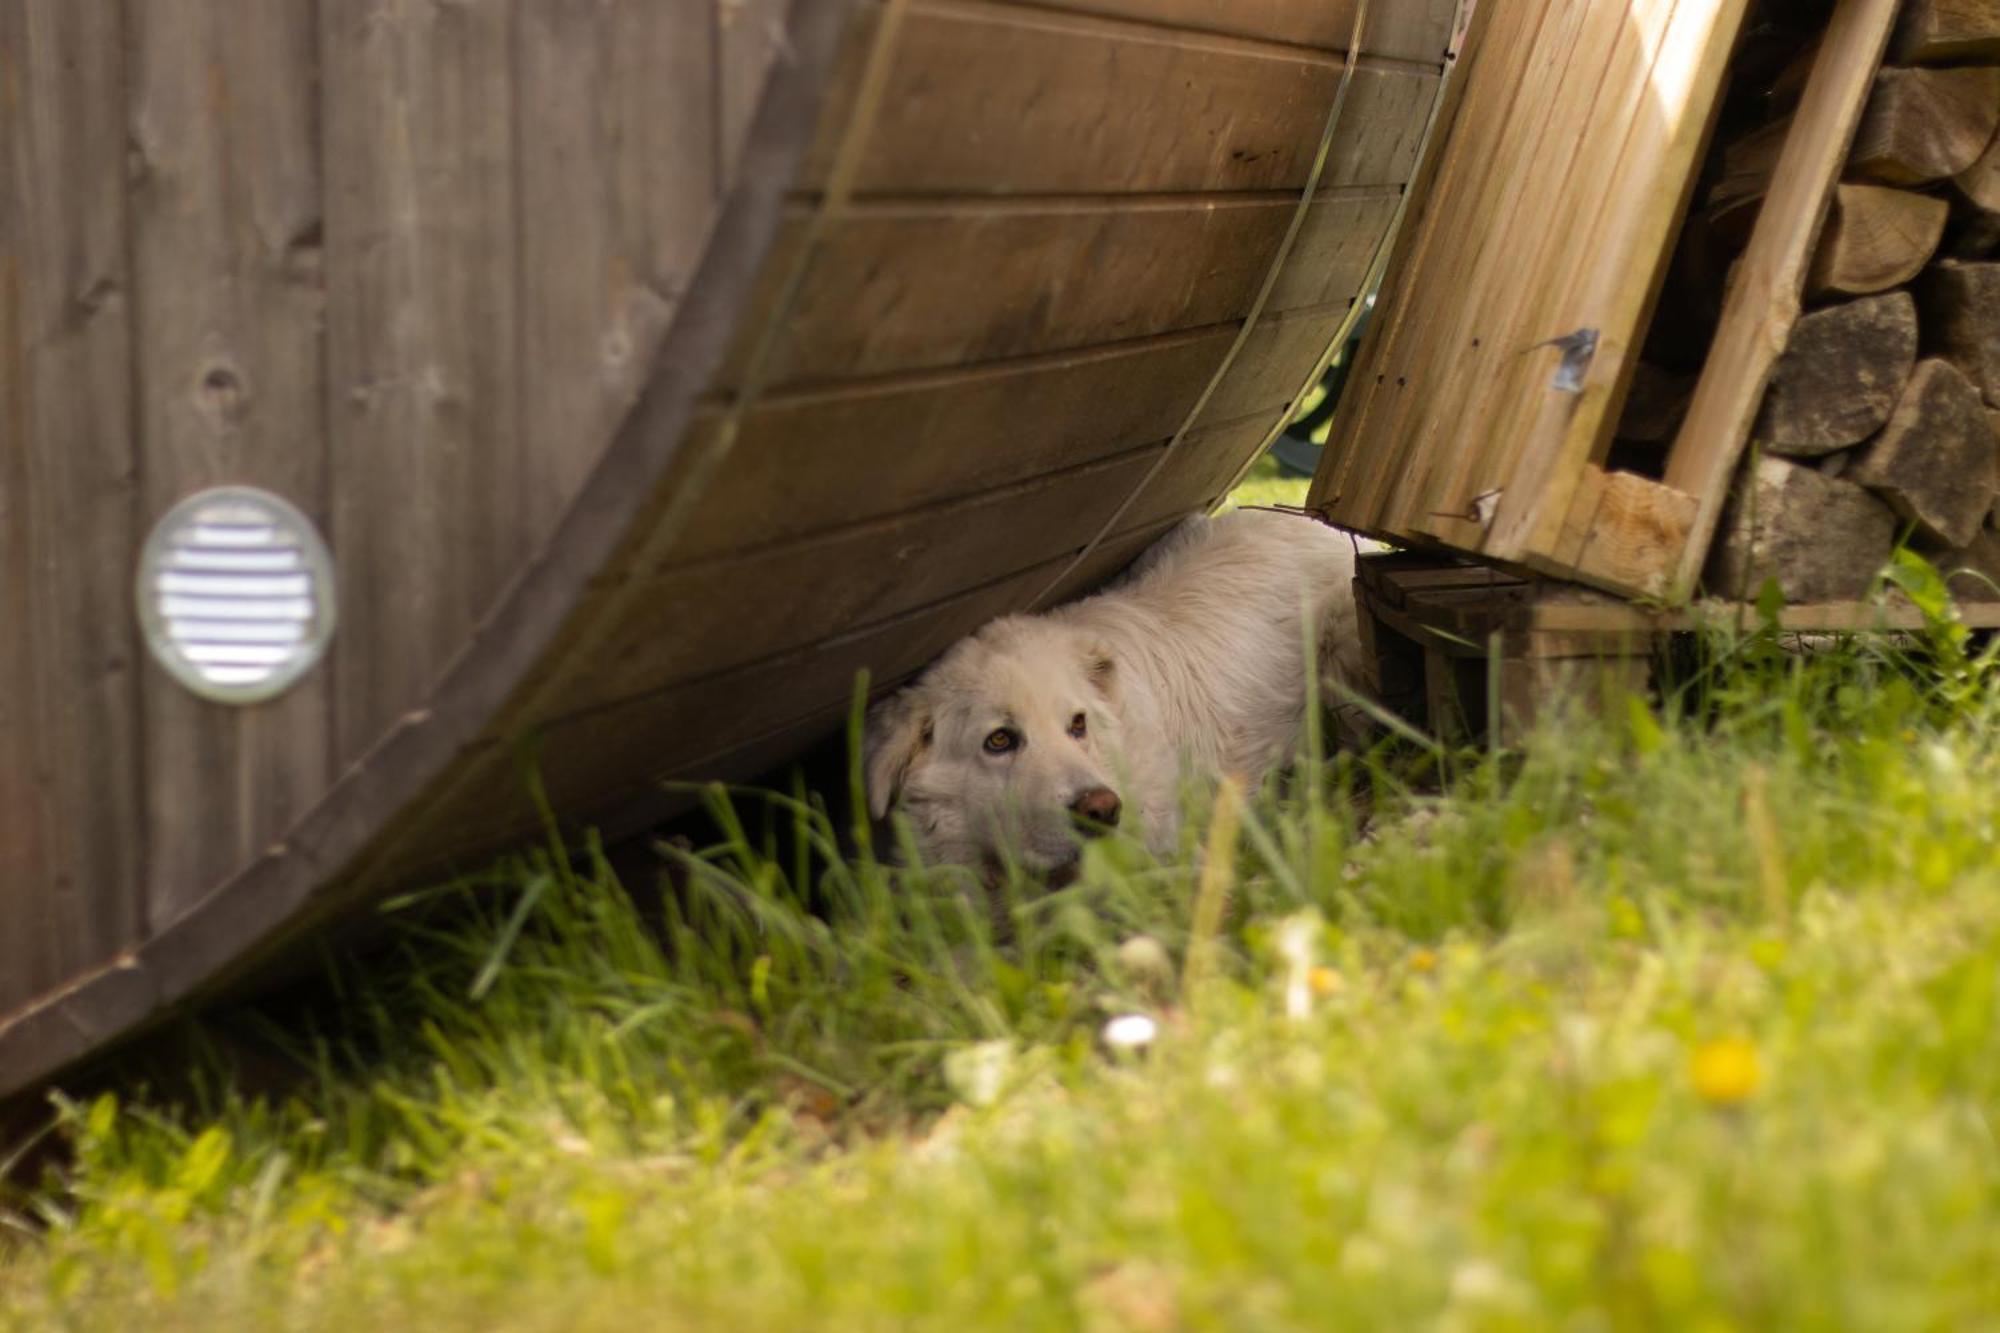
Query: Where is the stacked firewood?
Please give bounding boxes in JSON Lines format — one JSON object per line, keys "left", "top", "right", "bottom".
{"left": 1619, "top": 0, "right": 2000, "bottom": 603}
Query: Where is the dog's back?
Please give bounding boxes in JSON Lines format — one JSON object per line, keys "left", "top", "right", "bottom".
{"left": 1048, "top": 509, "right": 1361, "bottom": 778}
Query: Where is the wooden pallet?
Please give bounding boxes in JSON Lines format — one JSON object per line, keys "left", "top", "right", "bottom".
{"left": 1354, "top": 551, "right": 2000, "bottom": 742}
{"left": 1310, "top": 0, "right": 1904, "bottom": 601}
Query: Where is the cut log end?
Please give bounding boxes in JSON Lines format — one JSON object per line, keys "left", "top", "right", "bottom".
{"left": 1807, "top": 184, "right": 1949, "bottom": 296}
{"left": 1942, "top": 202, "right": 2000, "bottom": 259}
{"left": 1755, "top": 291, "right": 1918, "bottom": 454}
{"left": 1706, "top": 456, "right": 1899, "bottom": 602}
{"left": 1959, "top": 123, "right": 2000, "bottom": 213}
{"left": 1850, "top": 65, "right": 2000, "bottom": 185}
{"left": 1922, "top": 259, "right": 2000, "bottom": 406}
{"left": 1894, "top": 0, "right": 2000, "bottom": 64}
{"left": 1849, "top": 358, "right": 1999, "bottom": 547}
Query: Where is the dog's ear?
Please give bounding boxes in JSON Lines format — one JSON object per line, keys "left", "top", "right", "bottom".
{"left": 863, "top": 691, "right": 930, "bottom": 819}
{"left": 1083, "top": 643, "right": 1117, "bottom": 700}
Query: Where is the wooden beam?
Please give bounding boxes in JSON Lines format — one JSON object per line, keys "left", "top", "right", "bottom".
{"left": 1663, "top": 0, "right": 1903, "bottom": 599}
{"left": 1544, "top": 466, "right": 1699, "bottom": 599}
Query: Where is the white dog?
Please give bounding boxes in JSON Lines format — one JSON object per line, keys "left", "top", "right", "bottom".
{"left": 864, "top": 508, "right": 1366, "bottom": 878}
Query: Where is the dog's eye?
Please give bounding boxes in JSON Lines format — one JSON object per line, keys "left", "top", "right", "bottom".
{"left": 982, "top": 728, "right": 1018, "bottom": 755}
{"left": 1068, "top": 712, "right": 1087, "bottom": 739}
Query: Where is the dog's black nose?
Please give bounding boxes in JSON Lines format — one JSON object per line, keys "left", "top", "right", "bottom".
{"left": 1069, "top": 787, "right": 1122, "bottom": 830}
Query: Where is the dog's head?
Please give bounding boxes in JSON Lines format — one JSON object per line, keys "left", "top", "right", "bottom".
{"left": 864, "top": 616, "right": 1125, "bottom": 878}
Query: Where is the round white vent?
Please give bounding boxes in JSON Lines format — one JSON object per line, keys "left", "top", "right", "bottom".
{"left": 136, "top": 486, "right": 336, "bottom": 704}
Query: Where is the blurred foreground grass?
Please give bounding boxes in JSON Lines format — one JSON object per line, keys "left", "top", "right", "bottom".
{"left": 4, "top": 561, "right": 2000, "bottom": 1330}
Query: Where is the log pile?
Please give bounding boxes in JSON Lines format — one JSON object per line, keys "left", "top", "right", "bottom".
{"left": 1615, "top": 0, "right": 2000, "bottom": 604}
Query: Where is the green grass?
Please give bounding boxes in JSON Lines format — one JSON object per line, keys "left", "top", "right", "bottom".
{"left": 1219, "top": 450, "right": 1311, "bottom": 512}
{"left": 6, "top": 563, "right": 2000, "bottom": 1329}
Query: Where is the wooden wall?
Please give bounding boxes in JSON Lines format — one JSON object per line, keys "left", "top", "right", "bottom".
{"left": 0, "top": 0, "right": 779, "bottom": 1017}
{"left": 384, "top": 0, "right": 1459, "bottom": 873}
{"left": 1, "top": 0, "right": 1457, "bottom": 1086}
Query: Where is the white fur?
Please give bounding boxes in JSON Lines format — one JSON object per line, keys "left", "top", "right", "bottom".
{"left": 864, "top": 509, "right": 1366, "bottom": 875}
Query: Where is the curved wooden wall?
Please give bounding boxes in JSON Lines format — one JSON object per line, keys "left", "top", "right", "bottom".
{"left": 0, "top": 0, "right": 1458, "bottom": 1096}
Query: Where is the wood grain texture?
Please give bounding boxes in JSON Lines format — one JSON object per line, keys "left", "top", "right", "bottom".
{"left": 1667, "top": 0, "right": 1903, "bottom": 596}
{"left": 1478, "top": 0, "right": 1750, "bottom": 572}
{"left": 0, "top": 0, "right": 146, "bottom": 1014}
{"left": 721, "top": 0, "right": 791, "bottom": 174}
{"left": 1960, "top": 123, "right": 2000, "bottom": 212}
{"left": 675, "top": 325, "right": 1244, "bottom": 561}
{"left": 1313, "top": 0, "right": 1598, "bottom": 531}
{"left": 721, "top": 190, "right": 1392, "bottom": 389}
{"left": 1549, "top": 467, "right": 1699, "bottom": 595}
{"left": 1757, "top": 291, "right": 1918, "bottom": 453}
{"left": 1806, "top": 183, "right": 1949, "bottom": 295}
{"left": 516, "top": 1, "right": 718, "bottom": 540}
{"left": 0, "top": 0, "right": 1458, "bottom": 1091}
{"left": 1035, "top": 515, "right": 1189, "bottom": 608}
{"left": 802, "top": 4, "right": 1438, "bottom": 196}
{"left": 564, "top": 448, "right": 1161, "bottom": 714}
{"left": 1016, "top": 0, "right": 1458, "bottom": 62}
{"left": 1849, "top": 65, "right": 2000, "bottom": 185}
{"left": 1111, "top": 413, "right": 1295, "bottom": 531}
{"left": 1848, "top": 357, "right": 1998, "bottom": 546}
{"left": 0, "top": 0, "right": 889, "bottom": 1099}
{"left": 126, "top": 0, "right": 332, "bottom": 927}
{"left": 322, "top": 0, "right": 523, "bottom": 767}
{"left": 406, "top": 558, "right": 1069, "bottom": 869}
{"left": 1310, "top": 0, "right": 1755, "bottom": 601}
{"left": 1894, "top": 0, "right": 2000, "bottom": 62}
{"left": 1921, "top": 259, "right": 2000, "bottom": 405}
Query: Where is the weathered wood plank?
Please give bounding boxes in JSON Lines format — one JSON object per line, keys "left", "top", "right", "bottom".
{"left": 678, "top": 327, "right": 1234, "bottom": 559}
{"left": 517, "top": 1, "right": 717, "bottom": 543}
{"left": 1322, "top": 0, "right": 1745, "bottom": 575}
{"left": 565, "top": 448, "right": 1161, "bottom": 713}
{"left": 720, "top": 0, "right": 790, "bottom": 176}
{"left": 126, "top": 0, "right": 332, "bottom": 926}
{"left": 404, "top": 558, "right": 1068, "bottom": 867}
{"left": 1315, "top": 0, "right": 1600, "bottom": 532}
{"left": 1267, "top": 192, "right": 1404, "bottom": 310}
{"left": 1549, "top": 468, "right": 1700, "bottom": 596}
{"left": 721, "top": 192, "right": 1392, "bottom": 389}
{"left": 1012, "top": 0, "right": 1457, "bottom": 63}
{"left": 1035, "top": 515, "right": 1187, "bottom": 608}
{"left": 1306, "top": 0, "right": 1510, "bottom": 527}
{"left": 322, "top": 0, "right": 522, "bottom": 766}
{"left": 682, "top": 300, "right": 1340, "bottom": 561}
{"left": 803, "top": 5, "right": 1439, "bottom": 196}
{"left": 1666, "top": 0, "right": 1905, "bottom": 596}
{"left": 1474, "top": 0, "right": 1751, "bottom": 573}
{"left": 0, "top": 0, "right": 146, "bottom": 1012}
{"left": 1112, "top": 413, "right": 1297, "bottom": 533}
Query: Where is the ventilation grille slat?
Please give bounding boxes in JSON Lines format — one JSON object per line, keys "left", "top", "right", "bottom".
{"left": 138, "top": 488, "right": 337, "bottom": 704}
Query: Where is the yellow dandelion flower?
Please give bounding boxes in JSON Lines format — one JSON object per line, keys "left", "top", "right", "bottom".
{"left": 1690, "top": 1036, "right": 1761, "bottom": 1106}
{"left": 1308, "top": 966, "right": 1344, "bottom": 997}
{"left": 1410, "top": 948, "right": 1438, "bottom": 974}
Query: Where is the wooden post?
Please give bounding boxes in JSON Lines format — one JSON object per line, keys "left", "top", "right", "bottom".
{"left": 1664, "top": 0, "right": 1903, "bottom": 598}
